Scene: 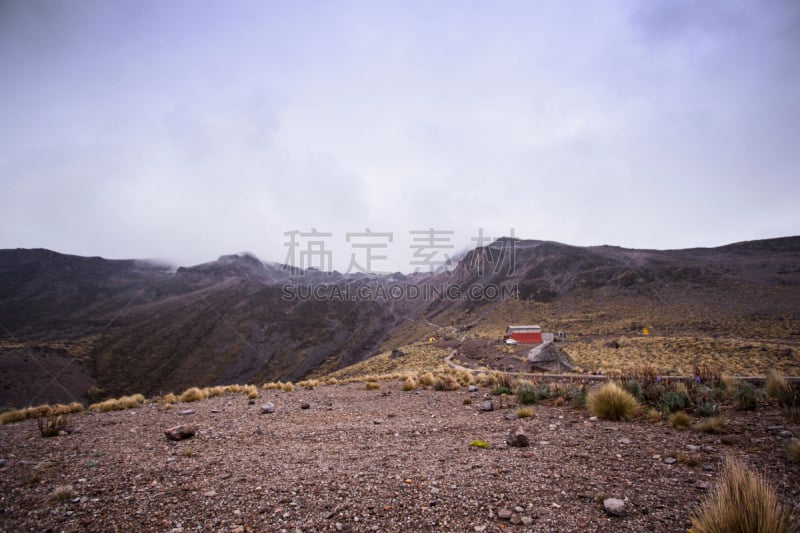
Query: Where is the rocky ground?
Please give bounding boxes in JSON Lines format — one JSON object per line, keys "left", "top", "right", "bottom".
{"left": 1, "top": 381, "right": 799, "bottom": 533}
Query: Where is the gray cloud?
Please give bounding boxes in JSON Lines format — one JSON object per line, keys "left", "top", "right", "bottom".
{"left": 1, "top": 0, "right": 798, "bottom": 271}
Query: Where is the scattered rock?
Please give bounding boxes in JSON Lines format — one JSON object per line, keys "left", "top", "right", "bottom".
{"left": 664, "top": 457, "right": 677, "bottom": 465}
{"left": 479, "top": 400, "right": 494, "bottom": 412}
{"left": 506, "top": 423, "right": 530, "bottom": 448}
{"left": 589, "top": 416, "right": 598, "bottom": 422}
{"left": 504, "top": 412, "right": 516, "bottom": 420}
{"left": 619, "top": 438, "right": 631, "bottom": 445}
{"left": 300, "top": 402, "right": 310, "bottom": 410}
{"left": 164, "top": 425, "right": 196, "bottom": 441}
{"left": 372, "top": 419, "right": 382, "bottom": 425}
{"left": 521, "top": 516, "right": 534, "bottom": 526}
{"left": 603, "top": 498, "right": 626, "bottom": 517}
{"left": 468, "top": 385, "right": 479, "bottom": 392}
{"left": 178, "top": 409, "right": 195, "bottom": 416}
{"left": 686, "top": 444, "right": 700, "bottom": 452}
{"left": 497, "top": 508, "right": 513, "bottom": 520}
{"left": 390, "top": 349, "right": 405, "bottom": 359}
{"left": 604, "top": 340, "right": 620, "bottom": 349}
{"left": 260, "top": 402, "right": 275, "bottom": 414}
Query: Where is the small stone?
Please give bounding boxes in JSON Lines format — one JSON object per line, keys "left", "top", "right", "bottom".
{"left": 204, "top": 490, "right": 217, "bottom": 497}
{"left": 474, "top": 526, "right": 486, "bottom": 532}
{"left": 506, "top": 423, "right": 529, "bottom": 448}
{"left": 335, "top": 523, "right": 343, "bottom": 531}
{"left": 603, "top": 498, "right": 626, "bottom": 517}
{"left": 510, "top": 514, "right": 521, "bottom": 525}
{"left": 589, "top": 416, "right": 598, "bottom": 422}
{"left": 619, "top": 438, "right": 631, "bottom": 445}
{"left": 514, "top": 506, "right": 524, "bottom": 513}
{"left": 178, "top": 409, "right": 195, "bottom": 416}
{"left": 702, "top": 445, "right": 715, "bottom": 453}
{"left": 521, "top": 516, "right": 534, "bottom": 526}
{"left": 300, "top": 401, "right": 310, "bottom": 410}
{"left": 504, "top": 412, "right": 516, "bottom": 420}
{"left": 372, "top": 419, "right": 382, "bottom": 425}
{"left": 479, "top": 400, "right": 494, "bottom": 412}
{"left": 468, "top": 385, "right": 479, "bottom": 392}
{"left": 164, "top": 425, "right": 196, "bottom": 441}
{"left": 686, "top": 444, "right": 700, "bottom": 452}
{"left": 779, "top": 431, "right": 793, "bottom": 438}
{"left": 498, "top": 508, "right": 513, "bottom": 520}
{"left": 260, "top": 402, "right": 275, "bottom": 414}
{"left": 247, "top": 399, "right": 255, "bottom": 405}
{"left": 210, "top": 408, "right": 222, "bottom": 413}
{"left": 664, "top": 457, "right": 677, "bottom": 464}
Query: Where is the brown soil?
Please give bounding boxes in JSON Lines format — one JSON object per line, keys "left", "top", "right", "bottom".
{"left": 1, "top": 382, "right": 798, "bottom": 532}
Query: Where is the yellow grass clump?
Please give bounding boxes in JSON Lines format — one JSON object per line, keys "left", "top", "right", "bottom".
{"left": 669, "top": 411, "right": 691, "bottom": 430}
{"left": 690, "top": 455, "right": 796, "bottom": 533}
{"left": 586, "top": 382, "right": 640, "bottom": 421}
{"left": 178, "top": 387, "right": 207, "bottom": 403}
{"left": 402, "top": 377, "right": 418, "bottom": 391}
{"left": 280, "top": 381, "right": 294, "bottom": 393}
{"left": 515, "top": 406, "right": 535, "bottom": 418}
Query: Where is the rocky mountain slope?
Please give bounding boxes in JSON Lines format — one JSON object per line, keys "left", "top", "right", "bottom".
{"left": 1, "top": 236, "right": 799, "bottom": 407}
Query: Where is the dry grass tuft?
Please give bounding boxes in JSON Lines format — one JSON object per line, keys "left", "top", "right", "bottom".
{"left": 690, "top": 455, "right": 797, "bottom": 533}
{"left": 53, "top": 402, "right": 84, "bottom": 415}
{"left": 178, "top": 387, "right": 207, "bottom": 403}
{"left": 698, "top": 416, "right": 728, "bottom": 434}
{"left": 47, "top": 484, "right": 75, "bottom": 505}
{"left": 163, "top": 393, "right": 177, "bottom": 405}
{"left": 669, "top": 411, "right": 692, "bottom": 430}
{"left": 280, "top": 381, "right": 294, "bottom": 393}
{"left": 515, "top": 406, "right": 535, "bottom": 418}
{"left": 364, "top": 382, "right": 380, "bottom": 390}
{"left": 90, "top": 394, "right": 145, "bottom": 412}
{"left": 586, "top": 382, "right": 640, "bottom": 421}
{"left": 401, "top": 377, "right": 417, "bottom": 391}
{"left": 418, "top": 372, "right": 436, "bottom": 388}
{"left": 765, "top": 370, "right": 790, "bottom": 401}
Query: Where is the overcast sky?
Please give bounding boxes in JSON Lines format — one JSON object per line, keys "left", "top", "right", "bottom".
{"left": 1, "top": 0, "right": 798, "bottom": 273}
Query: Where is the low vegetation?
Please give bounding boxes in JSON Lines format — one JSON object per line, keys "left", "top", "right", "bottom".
{"left": 669, "top": 411, "right": 691, "bottom": 430}
{"left": 697, "top": 416, "right": 728, "bottom": 434}
{"left": 690, "top": 455, "right": 797, "bottom": 533}
{"left": 586, "top": 381, "right": 640, "bottom": 421}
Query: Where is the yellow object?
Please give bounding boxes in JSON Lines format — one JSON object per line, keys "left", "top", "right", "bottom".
{"left": 428, "top": 337, "right": 435, "bottom": 342}
{"left": 643, "top": 328, "right": 649, "bottom": 336}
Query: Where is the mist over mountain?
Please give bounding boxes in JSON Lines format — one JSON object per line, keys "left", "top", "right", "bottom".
{"left": 1, "top": 236, "right": 799, "bottom": 407}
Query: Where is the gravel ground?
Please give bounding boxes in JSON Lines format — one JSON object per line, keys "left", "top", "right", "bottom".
{"left": 1, "top": 382, "right": 798, "bottom": 532}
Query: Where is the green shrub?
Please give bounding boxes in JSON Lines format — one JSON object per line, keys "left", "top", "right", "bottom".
{"left": 492, "top": 386, "right": 512, "bottom": 396}
{"left": 516, "top": 380, "right": 538, "bottom": 405}
{"left": 732, "top": 381, "right": 757, "bottom": 411}
{"left": 469, "top": 440, "right": 490, "bottom": 449}
{"left": 696, "top": 401, "right": 719, "bottom": 418}
{"left": 661, "top": 390, "right": 691, "bottom": 413}
{"left": 690, "top": 455, "right": 796, "bottom": 533}
{"left": 569, "top": 386, "right": 587, "bottom": 408}
{"left": 623, "top": 379, "right": 643, "bottom": 401}
{"left": 586, "top": 382, "right": 640, "bottom": 421}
